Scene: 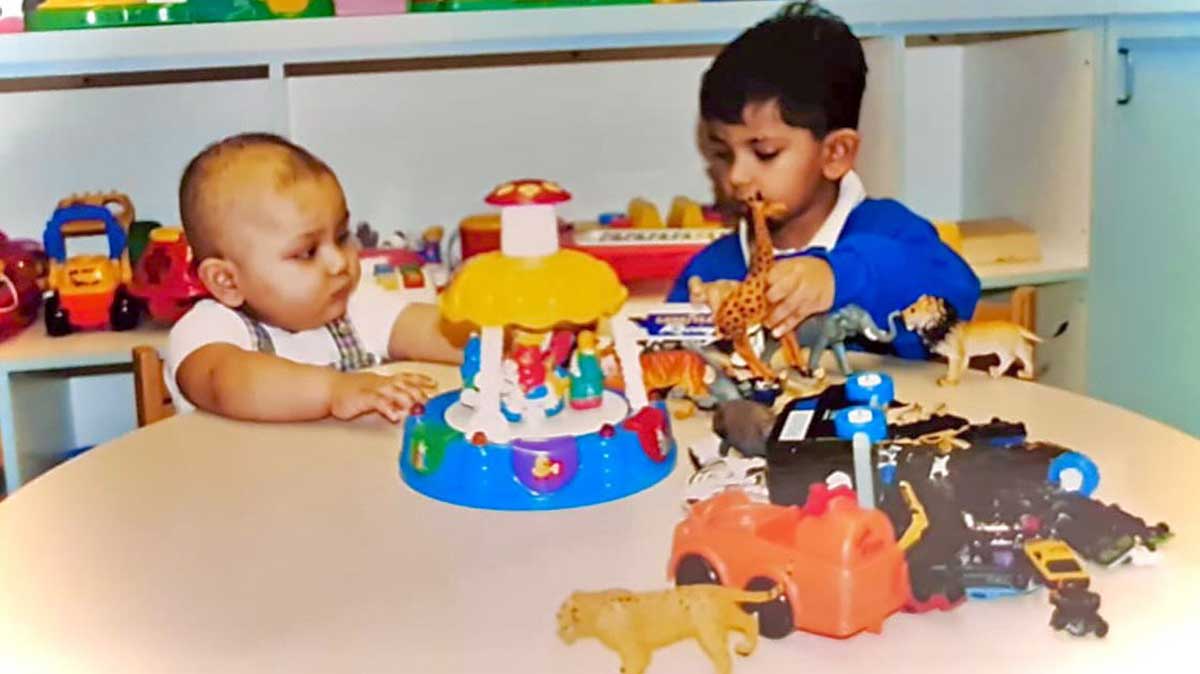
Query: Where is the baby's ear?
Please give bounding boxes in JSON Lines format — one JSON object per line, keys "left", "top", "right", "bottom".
{"left": 197, "top": 257, "right": 245, "bottom": 308}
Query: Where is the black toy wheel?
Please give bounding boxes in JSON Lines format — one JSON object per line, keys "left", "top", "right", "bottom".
{"left": 110, "top": 287, "right": 142, "bottom": 332}
{"left": 944, "top": 578, "right": 966, "bottom": 603}
{"left": 909, "top": 567, "right": 943, "bottom": 603}
{"left": 1050, "top": 610, "right": 1068, "bottom": 630}
{"left": 44, "top": 293, "right": 72, "bottom": 336}
{"left": 741, "top": 576, "right": 793, "bottom": 639}
{"left": 1094, "top": 618, "right": 1109, "bottom": 638}
{"left": 675, "top": 554, "right": 721, "bottom": 586}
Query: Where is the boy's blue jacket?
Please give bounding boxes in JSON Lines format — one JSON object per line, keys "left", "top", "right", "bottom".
{"left": 666, "top": 198, "right": 982, "bottom": 359}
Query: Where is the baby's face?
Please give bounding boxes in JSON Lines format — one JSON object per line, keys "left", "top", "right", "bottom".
{"left": 228, "top": 173, "right": 359, "bottom": 332}
{"left": 702, "top": 99, "right": 828, "bottom": 232}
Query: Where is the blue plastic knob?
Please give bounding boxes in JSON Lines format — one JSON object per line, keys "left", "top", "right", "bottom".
{"left": 845, "top": 371, "right": 895, "bottom": 408}
{"left": 834, "top": 406, "right": 888, "bottom": 444}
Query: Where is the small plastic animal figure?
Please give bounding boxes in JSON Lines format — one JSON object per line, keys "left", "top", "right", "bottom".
{"left": 556, "top": 584, "right": 777, "bottom": 674}
{"left": 901, "top": 295, "right": 1062, "bottom": 386}
{"left": 640, "top": 348, "right": 715, "bottom": 408}
{"left": 687, "top": 275, "right": 739, "bottom": 312}
{"left": 710, "top": 195, "right": 805, "bottom": 381}
{"left": 711, "top": 399, "right": 776, "bottom": 458}
{"left": 794, "top": 305, "right": 900, "bottom": 376}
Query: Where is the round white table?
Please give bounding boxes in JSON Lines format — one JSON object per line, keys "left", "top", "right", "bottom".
{"left": 1, "top": 355, "right": 1197, "bottom": 674}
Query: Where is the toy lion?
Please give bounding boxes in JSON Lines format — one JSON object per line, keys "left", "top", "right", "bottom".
{"left": 556, "top": 584, "right": 779, "bottom": 674}
{"left": 901, "top": 295, "right": 1063, "bottom": 386}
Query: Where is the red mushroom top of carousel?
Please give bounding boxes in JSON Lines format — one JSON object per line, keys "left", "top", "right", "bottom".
{"left": 484, "top": 179, "right": 572, "bottom": 206}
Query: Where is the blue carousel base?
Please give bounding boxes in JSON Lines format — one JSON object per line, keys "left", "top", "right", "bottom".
{"left": 400, "top": 390, "right": 676, "bottom": 511}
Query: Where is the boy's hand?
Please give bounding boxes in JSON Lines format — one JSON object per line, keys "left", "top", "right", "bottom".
{"left": 764, "top": 256, "right": 835, "bottom": 337}
{"left": 329, "top": 371, "right": 438, "bottom": 423}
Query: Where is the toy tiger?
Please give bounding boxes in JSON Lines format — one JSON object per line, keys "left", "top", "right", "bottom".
{"left": 640, "top": 348, "right": 713, "bottom": 407}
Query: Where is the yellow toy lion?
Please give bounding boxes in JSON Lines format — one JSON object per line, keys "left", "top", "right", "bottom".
{"left": 901, "top": 294, "right": 1064, "bottom": 386}
{"left": 556, "top": 584, "right": 779, "bottom": 674}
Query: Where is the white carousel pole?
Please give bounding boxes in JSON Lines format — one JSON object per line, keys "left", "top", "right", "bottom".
{"left": 468, "top": 324, "right": 511, "bottom": 442}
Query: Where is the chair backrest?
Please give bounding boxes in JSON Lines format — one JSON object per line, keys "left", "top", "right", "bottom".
{"left": 132, "top": 345, "right": 175, "bottom": 427}
{"left": 974, "top": 285, "right": 1036, "bottom": 331}
{"left": 970, "top": 285, "right": 1038, "bottom": 377}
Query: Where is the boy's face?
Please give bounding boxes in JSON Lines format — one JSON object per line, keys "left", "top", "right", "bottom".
{"left": 204, "top": 169, "right": 359, "bottom": 332}
{"left": 702, "top": 99, "right": 856, "bottom": 234}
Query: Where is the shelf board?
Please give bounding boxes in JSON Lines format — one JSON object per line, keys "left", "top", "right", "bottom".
{"left": 973, "top": 254, "right": 1088, "bottom": 290}
{"left": 1, "top": 1, "right": 1197, "bottom": 80}
{"left": 0, "top": 324, "right": 167, "bottom": 375}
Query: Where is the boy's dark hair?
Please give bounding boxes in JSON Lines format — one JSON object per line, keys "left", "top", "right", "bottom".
{"left": 179, "top": 132, "right": 333, "bottom": 259}
{"left": 700, "top": 1, "right": 867, "bottom": 137}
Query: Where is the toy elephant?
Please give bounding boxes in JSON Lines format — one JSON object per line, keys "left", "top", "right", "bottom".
{"left": 789, "top": 304, "right": 901, "bottom": 376}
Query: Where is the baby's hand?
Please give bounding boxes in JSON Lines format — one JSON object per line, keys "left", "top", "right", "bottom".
{"left": 329, "top": 371, "right": 438, "bottom": 422}
{"left": 764, "top": 256, "right": 835, "bottom": 337}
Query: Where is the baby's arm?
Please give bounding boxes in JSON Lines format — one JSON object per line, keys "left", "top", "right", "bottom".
{"left": 176, "top": 345, "right": 431, "bottom": 422}
{"left": 387, "top": 303, "right": 464, "bottom": 364}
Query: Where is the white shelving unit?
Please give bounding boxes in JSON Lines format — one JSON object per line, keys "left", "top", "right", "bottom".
{"left": 1, "top": 0, "right": 1194, "bottom": 78}
{"left": 1, "top": 0, "right": 1193, "bottom": 492}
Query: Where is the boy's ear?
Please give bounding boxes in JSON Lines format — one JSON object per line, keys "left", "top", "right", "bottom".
{"left": 820, "top": 129, "right": 861, "bottom": 182}
{"left": 197, "top": 257, "right": 245, "bottom": 308}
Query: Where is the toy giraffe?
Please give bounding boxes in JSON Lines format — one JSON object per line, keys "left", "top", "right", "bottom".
{"left": 712, "top": 195, "right": 806, "bottom": 380}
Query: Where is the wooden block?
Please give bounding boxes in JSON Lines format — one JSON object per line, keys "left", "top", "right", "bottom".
{"left": 957, "top": 218, "right": 1041, "bottom": 265}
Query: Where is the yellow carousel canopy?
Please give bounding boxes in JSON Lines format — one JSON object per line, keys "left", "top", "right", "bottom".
{"left": 440, "top": 248, "right": 628, "bottom": 329}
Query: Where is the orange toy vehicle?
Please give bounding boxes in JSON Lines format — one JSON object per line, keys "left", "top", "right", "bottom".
{"left": 42, "top": 192, "right": 141, "bottom": 336}
{"left": 669, "top": 486, "right": 910, "bottom": 639}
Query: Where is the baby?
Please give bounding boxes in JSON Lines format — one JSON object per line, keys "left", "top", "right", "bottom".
{"left": 166, "top": 133, "right": 461, "bottom": 423}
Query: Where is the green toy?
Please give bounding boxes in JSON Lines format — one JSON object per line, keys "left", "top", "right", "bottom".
{"left": 26, "top": 0, "right": 333, "bottom": 31}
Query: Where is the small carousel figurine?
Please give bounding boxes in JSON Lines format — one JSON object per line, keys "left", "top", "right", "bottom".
{"left": 569, "top": 330, "right": 605, "bottom": 410}
{"left": 402, "top": 179, "right": 675, "bottom": 511}
{"left": 498, "top": 329, "right": 572, "bottom": 422}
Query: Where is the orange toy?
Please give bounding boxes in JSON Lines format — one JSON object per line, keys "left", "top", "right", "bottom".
{"left": 668, "top": 487, "right": 910, "bottom": 639}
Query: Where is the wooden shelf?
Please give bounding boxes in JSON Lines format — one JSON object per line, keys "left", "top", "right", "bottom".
{"left": 0, "top": 324, "right": 167, "bottom": 375}
{"left": 974, "top": 254, "right": 1089, "bottom": 290}
{"left": 0, "top": 1, "right": 1194, "bottom": 80}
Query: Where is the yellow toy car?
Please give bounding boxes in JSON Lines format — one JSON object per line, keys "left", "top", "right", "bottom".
{"left": 1023, "top": 539, "right": 1090, "bottom": 587}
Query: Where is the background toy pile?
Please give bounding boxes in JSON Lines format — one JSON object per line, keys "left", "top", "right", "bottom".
{"left": 1, "top": 191, "right": 202, "bottom": 339}
{"left": 559, "top": 369, "right": 1173, "bottom": 674}
{"left": 1, "top": 191, "right": 453, "bottom": 343}
{"left": 737, "top": 374, "right": 1169, "bottom": 625}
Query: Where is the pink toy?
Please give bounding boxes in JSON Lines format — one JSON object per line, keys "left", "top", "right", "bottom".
{"left": 0, "top": 0, "right": 23, "bottom": 32}
{"left": 334, "top": 0, "right": 406, "bottom": 15}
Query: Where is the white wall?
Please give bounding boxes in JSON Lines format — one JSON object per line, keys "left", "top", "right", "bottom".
{"left": 288, "top": 57, "right": 716, "bottom": 231}
{"left": 903, "top": 44, "right": 965, "bottom": 221}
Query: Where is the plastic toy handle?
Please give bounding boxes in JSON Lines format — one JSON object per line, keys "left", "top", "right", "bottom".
{"left": 852, "top": 433, "right": 875, "bottom": 510}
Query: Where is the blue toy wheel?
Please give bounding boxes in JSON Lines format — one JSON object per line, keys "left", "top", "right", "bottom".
{"left": 1047, "top": 451, "right": 1100, "bottom": 497}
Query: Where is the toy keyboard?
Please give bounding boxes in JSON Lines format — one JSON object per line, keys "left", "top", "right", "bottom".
{"left": 567, "top": 226, "right": 730, "bottom": 283}
{"left": 572, "top": 227, "right": 727, "bottom": 247}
